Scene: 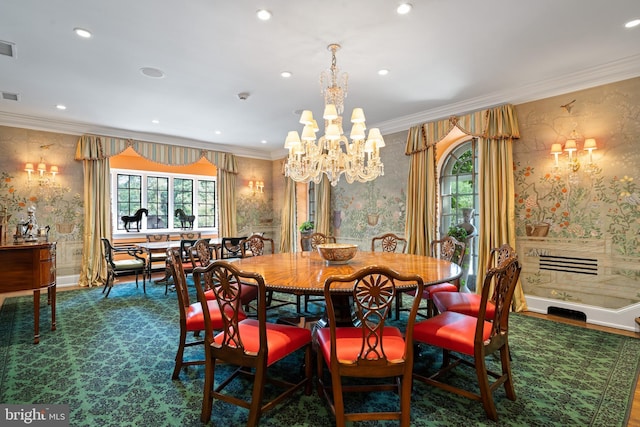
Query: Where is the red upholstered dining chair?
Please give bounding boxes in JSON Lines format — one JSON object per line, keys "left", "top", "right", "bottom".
{"left": 316, "top": 266, "right": 424, "bottom": 427}
{"left": 301, "top": 232, "right": 336, "bottom": 312}
{"left": 412, "top": 254, "right": 521, "bottom": 421}
{"left": 432, "top": 243, "right": 516, "bottom": 319}
{"left": 192, "top": 261, "right": 313, "bottom": 426}
{"left": 191, "top": 238, "right": 258, "bottom": 313}
{"left": 166, "top": 248, "right": 247, "bottom": 380}
{"left": 396, "top": 236, "right": 465, "bottom": 319}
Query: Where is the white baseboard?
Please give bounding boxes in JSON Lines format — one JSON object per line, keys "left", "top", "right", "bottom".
{"left": 525, "top": 295, "right": 640, "bottom": 332}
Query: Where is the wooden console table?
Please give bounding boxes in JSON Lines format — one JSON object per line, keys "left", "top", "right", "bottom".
{"left": 0, "top": 241, "right": 56, "bottom": 344}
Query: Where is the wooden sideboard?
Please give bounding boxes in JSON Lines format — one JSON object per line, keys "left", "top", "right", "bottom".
{"left": 0, "top": 241, "right": 56, "bottom": 344}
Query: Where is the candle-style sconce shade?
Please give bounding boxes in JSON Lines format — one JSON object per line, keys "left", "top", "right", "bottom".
{"left": 550, "top": 133, "right": 598, "bottom": 173}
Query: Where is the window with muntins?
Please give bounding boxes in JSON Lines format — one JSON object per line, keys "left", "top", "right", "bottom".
{"left": 112, "top": 169, "right": 217, "bottom": 234}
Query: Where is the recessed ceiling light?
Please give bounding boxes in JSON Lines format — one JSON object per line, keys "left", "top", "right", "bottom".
{"left": 378, "top": 69, "right": 389, "bottom": 76}
{"left": 56, "top": 104, "right": 66, "bottom": 110}
{"left": 151, "top": 119, "right": 159, "bottom": 124}
{"left": 260, "top": 140, "right": 267, "bottom": 144}
{"left": 73, "top": 28, "right": 92, "bottom": 38}
{"left": 140, "top": 67, "right": 165, "bottom": 78}
{"left": 625, "top": 19, "right": 640, "bottom": 28}
{"left": 281, "top": 71, "right": 292, "bottom": 78}
{"left": 396, "top": 3, "right": 412, "bottom": 15}
{"left": 256, "top": 9, "right": 272, "bottom": 21}
{"left": 215, "top": 130, "right": 222, "bottom": 135}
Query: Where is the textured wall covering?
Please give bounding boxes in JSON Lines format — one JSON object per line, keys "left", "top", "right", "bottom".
{"left": 0, "top": 126, "right": 84, "bottom": 277}
{"left": 328, "top": 130, "right": 409, "bottom": 245}
{"left": 513, "top": 77, "right": 640, "bottom": 325}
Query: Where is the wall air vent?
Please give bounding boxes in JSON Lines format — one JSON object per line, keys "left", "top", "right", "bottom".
{"left": 0, "top": 41, "right": 15, "bottom": 57}
{"left": 2, "top": 92, "right": 20, "bottom": 101}
{"left": 539, "top": 254, "right": 598, "bottom": 275}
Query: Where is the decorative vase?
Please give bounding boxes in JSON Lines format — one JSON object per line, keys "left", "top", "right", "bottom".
{"left": 526, "top": 222, "right": 550, "bottom": 237}
{"left": 367, "top": 214, "right": 379, "bottom": 226}
{"left": 333, "top": 210, "right": 342, "bottom": 229}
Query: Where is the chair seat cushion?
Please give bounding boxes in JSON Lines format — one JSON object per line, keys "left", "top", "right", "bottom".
{"left": 204, "top": 283, "right": 258, "bottom": 305}
{"left": 213, "top": 319, "right": 311, "bottom": 365}
{"left": 432, "top": 292, "right": 495, "bottom": 319}
{"left": 185, "top": 300, "right": 246, "bottom": 332}
{"left": 413, "top": 311, "right": 493, "bottom": 356}
{"left": 407, "top": 282, "right": 457, "bottom": 299}
{"left": 113, "top": 259, "right": 144, "bottom": 270}
{"left": 316, "top": 326, "right": 406, "bottom": 366}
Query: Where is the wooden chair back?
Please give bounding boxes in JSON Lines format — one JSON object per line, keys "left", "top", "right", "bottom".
{"left": 240, "top": 234, "right": 274, "bottom": 257}
{"left": 146, "top": 233, "right": 170, "bottom": 242}
{"left": 319, "top": 265, "right": 424, "bottom": 426}
{"left": 220, "top": 236, "right": 247, "bottom": 259}
{"left": 371, "top": 233, "right": 407, "bottom": 253}
{"left": 430, "top": 235, "right": 466, "bottom": 266}
{"left": 191, "top": 238, "right": 214, "bottom": 268}
{"left": 180, "top": 231, "right": 201, "bottom": 240}
{"left": 301, "top": 232, "right": 336, "bottom": 251}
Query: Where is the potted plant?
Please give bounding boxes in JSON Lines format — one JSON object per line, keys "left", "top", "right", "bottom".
{"left": 299, "top": 220, "right": 314, "bottom": 233}
{"left": 299, "top": 220, "right": 314, "bottom": 251}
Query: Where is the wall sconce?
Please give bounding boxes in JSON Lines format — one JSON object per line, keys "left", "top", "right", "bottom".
{"left": 550, "top": 131, "right": 598, "bottom": 173}
{"left": 25, "top": 158, "right": 59, "bottom": 186}
{"left": 248, "top": 180, "right": 264, "bottom": 194}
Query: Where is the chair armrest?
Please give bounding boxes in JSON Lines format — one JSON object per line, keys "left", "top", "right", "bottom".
{"left": 113, "top": 246, "right": 146, "bottom": 263}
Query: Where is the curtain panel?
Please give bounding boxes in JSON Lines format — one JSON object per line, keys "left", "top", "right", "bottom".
{"left": 75, "top": 134, "right": 238, "bottom": 287}
{"left": 404, "top": 104, "right": 526, "bottom": 311}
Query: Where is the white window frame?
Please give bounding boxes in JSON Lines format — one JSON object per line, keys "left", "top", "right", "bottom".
{"left": 111, "top": 168, "right": 218, "bottom": 236}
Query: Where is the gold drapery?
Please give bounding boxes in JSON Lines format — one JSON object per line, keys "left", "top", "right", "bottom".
{"left": 315, "top": 175, "right": 332, "bottom": 236}
{"left": 74, "top": 134, "right": 238, "bottom": 287}
{"left": 279, "top": 176, "right": 296, "bottom": 253}
{"left": 404, "top": 104, "right": 527, "bottom": 311}
{"left": 404, "top": 125, "right": 436, "bottom": 255}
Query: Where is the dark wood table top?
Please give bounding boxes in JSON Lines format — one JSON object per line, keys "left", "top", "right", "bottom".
{"left": 231, "top": 251, "right": 461, "bottom": 296}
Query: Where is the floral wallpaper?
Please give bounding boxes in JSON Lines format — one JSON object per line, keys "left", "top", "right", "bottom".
{"left": 328, "top": 131, "right": 408, "bottom": 247}
{"left": 513, "top": 77, "right": 640, "bottom": 310}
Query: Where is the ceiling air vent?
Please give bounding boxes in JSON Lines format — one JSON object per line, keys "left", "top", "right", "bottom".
{"left": 2, "top": 92, "right": 20, "bottom": 101}
{"left": 0, "top": 41, "right": 15, "bottom": 57}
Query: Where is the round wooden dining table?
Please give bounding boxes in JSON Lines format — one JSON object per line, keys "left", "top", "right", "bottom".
{"left": 233, "top": 250, "right": 462, "bottom": 295}
{"left": 232, "top": 250, "right": 462, "bottom": 327}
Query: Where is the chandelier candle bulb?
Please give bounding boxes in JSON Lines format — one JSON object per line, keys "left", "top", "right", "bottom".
{"left": 283, "top": 43, "right": 385, "bottom": 186}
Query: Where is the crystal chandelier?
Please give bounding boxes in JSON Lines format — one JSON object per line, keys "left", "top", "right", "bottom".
{"left": 284, "top": 43, "right": 385, "bottom": 187}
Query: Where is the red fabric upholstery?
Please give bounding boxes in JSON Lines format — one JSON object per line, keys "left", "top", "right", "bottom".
{"left": 432, "top": 292, "right": 496, "bottom": 320}
{"left": 413, "top": 311, "right": 493, "bottom": 356}
{"left": 213, "top": 319, "right": 311, "bottom": 366}
{"left": 203, "top": 283, "right": 258, "bottom": 305}
{"left": 316, "top": 326, "right": 407, "bottom": 366}
{"left": 185, "top": 300, "right": 246, "bottom": 332}
{"left": 408, "top": 282, "right": 458, "bottom": 299}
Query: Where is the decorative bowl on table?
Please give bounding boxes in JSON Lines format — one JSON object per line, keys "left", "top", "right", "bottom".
{"left": 316, "top": 243, "right": 358, "bottom": 265}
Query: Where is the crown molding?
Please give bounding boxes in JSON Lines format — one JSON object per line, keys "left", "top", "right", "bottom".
{"left": 0, "top": 112, "right": 274, "bottom": 161}
{"left": 374, "top": 54, "right": 640, "bottom": 135}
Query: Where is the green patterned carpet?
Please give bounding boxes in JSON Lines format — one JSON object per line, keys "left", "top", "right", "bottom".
{"left": 1, "top": 283, "right": 638, "bottom": 426}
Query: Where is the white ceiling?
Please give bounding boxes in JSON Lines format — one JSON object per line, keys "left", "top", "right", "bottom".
{"left": 1, "top": 0, "right": 639, "bottom": 160}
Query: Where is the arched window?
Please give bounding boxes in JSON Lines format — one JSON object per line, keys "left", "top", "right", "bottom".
{"left": 439, "top": 138, "right": 479, "bottom": 289}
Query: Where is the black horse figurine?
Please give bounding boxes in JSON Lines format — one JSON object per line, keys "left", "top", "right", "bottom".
{"left": 121, "top": 208, "right": 148, "bottom": 232}
{"left": 174, "top": 209, "right": 195, "bottom": 229}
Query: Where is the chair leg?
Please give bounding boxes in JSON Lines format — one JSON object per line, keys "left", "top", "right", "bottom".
{"left": 475, "top": 356, "right": 498, "bottom": 421}
{"left": 247, "top": 365, "right": 267, "bottom": 427}
{"left": 500, "top": 346, "right": 516, "bottom": 401}
{"left": 103, "top": 271, "right": 114, "bottom": 298}
{"left": 395, "top": 292, "right": 402, "bottom": 320}
{"left": 200, "top": 355, "right": 215, "bottom": 423}
{"left": 172, "top": 329, "right": 187, "bottom": 379}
